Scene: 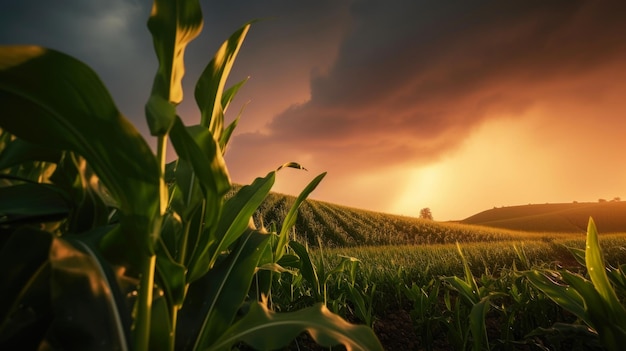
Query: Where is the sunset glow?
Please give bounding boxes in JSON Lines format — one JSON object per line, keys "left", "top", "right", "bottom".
{"left": 3, "top": 1, "right": 626, "bottom": 220}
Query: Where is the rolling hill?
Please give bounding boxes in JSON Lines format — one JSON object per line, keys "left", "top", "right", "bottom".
{"left": 252, "top": 192, "right": 544, "bottom": 248}
{"left": 248, "top": 189, "right": 626, "bottom": 248}
{"left": 460, "top": 201, "right": 626, "bottom": 233}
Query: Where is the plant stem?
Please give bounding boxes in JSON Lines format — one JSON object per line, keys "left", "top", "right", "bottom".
{"left": 179, "top": 172, "right": 195, "bottom": 265}
{"left": 134, "top": 254, "right": 156, "bottom": 350}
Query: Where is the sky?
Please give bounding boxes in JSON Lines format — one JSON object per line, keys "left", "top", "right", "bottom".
{"left": 2, "top": 0, "right": 626, "bottom": 220}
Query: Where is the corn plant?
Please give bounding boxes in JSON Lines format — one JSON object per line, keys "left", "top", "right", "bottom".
{"left": 441, "top": 243, "right": 507, "bottom": 351}
{"left": 404, "top": 279, "right": 444, "bottom": 350}
{"left": 525, "top": 218, "right": 626, "bottom": 351}
{"left": 0, "top": 1, "right": 382, "bottom": 350}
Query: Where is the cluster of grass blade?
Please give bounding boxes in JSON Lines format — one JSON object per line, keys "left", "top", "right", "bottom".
{"left": 0, "top": 1, "right": 382, "bottom": 350}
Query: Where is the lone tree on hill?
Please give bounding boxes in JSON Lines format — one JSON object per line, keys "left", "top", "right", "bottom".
{"left": 419, "top": 207, "right": 433, "bottom": 220}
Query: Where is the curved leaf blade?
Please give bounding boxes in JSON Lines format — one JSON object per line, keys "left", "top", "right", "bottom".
{"left": 195, "top": 23, "right": 251, "bottom": 138}
{"left": 46, "top": 236, "right": 131, "bottom": 351}
{"left": 585, "top": 218, "right": 625, "bottom": 315}
{"left": 208, "top": 301, "right": 383, "bottom": 351}
{"left": 275, "top": 172, "right": 326, "bottom": 261}
{"left": 204, "top": 171, "right": 275, "bottom": 271}
{"left": 191, "top": 229, "right": 270, "bottom": 350}
{"left": 169, "top": 117, "right": 230, "bottom": 198}
{"left": 0, "top": 46, "right": 161, "bottom": 242}
{"left": 0, "top": 183, "right": 70, "bottom": 225}
{"left": 147, "top": 0, "right": 202, "bottom": 105}
{"left": 0, "top": 138, "right": 61, "bottom": 170}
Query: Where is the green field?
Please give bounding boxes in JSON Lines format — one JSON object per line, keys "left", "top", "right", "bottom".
{"left": 253, "top": 192, "right": 626, "bottom": 349}
{"left": 4, "top": 3, "right": 626, "bottom": 349}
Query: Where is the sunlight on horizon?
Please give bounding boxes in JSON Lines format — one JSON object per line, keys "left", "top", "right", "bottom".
{"left": 390, "top": 114, "right": 550, "bottom": 221}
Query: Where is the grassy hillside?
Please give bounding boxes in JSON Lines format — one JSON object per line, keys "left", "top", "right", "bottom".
{"left": 461, "top": 201, "right": 626, "bottom": 233}
{"left": 252, "top": 192, "right": 564, "bottom": 248}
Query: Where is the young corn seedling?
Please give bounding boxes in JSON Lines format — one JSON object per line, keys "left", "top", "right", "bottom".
{"left": 442, "top": 243, "right": 505, "bottom": 351}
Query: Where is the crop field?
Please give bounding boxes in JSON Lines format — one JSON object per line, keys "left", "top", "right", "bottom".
{"left": 253, "top": 192, "right": 626, "bottom": 350}
{"left": 4, "top": 2, "right": 626, "bottom": 350}
{"left": 252, "top": 192, "right": 563, "bottom": 247}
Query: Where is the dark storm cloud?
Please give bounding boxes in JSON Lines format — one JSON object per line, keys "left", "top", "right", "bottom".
{"left": 0, "top": 0, "right": 350, "bottom": 138}
{"left": 228, "top": 0, "right": 626, "bottom": 177}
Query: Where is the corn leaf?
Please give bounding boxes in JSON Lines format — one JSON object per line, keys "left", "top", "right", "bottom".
{"left": 290, "top": 240, "right": 321, "bottom": 300}
{"left": 0, "top": 138, "right": 61, "bottom": 170}
{"left": 0, "top": 46, "right": 161, "bottom": 251}
{"left": 222, "top": 77, "right": 249, "bottom": 115}
{"left": 46, "top": 235, "right": 131, "bottom": 351}
{"left": 169, "top": 117, "right": 230, "bottom": 198}
{"left": 205, "top": 171, "right": 275, "bottom": 270}
{"left": 196, "top": 23, "right": 251, "bottom": 139}
{"left": 525, "top": 270, "right": 587, "bottom": 323}
{"left": 0, "top": 183, "right": 70, "bottom": 225}
{"left": 147, "top": 0, "right": 202, "bottom": 106}
{"left": 208, "top": 300, "right": 383, "bottom": 351}
{"left": 469, "top": 296, "right": 490, "bottom": 351}
{"left": 442, "top": 276, "right": 478, "bottom": 306}
{"left": 566, "top": 246, "right": 586, "bottom": 267}
{"left": 156, "top": 239, "right": 186, "bottom": 307}
{"left": 585, "top": 218, "right": 625, "bottom": 317}
{"left": 0, "top": 227, "right": 52, "bottom": 347}
{"left": 275, "top": 172, "right": 326, "bottom": 261}
{"left": 180, "top": 229, "right": 269, "bottom": 350}
{"left": 148, "top": 287, "right": 173, "bottom": 351}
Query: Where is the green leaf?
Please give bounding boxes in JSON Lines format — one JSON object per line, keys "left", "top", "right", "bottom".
{"left": 156, "top": 238, "right": 186, "bottom": 307}
{"left": 45, "top": 235, "right": 130, "bottom": 350}
{"left": 169, "top": 117, "right": 230, "bottom": 198}
{"left": 196, "top": 23, "right": 251, "bottom": 138}
{"left": 566, "top": 246, "right": 586, "bottom": 267}
{"left": 179, "top": 229, "right": 269, "bottom": 350}
{"left": 585, "top": 218, "right": 625, "bottom": 315}
{"left": 525, "top": 270, "right": 587, "bottom": 323}
{"left": 222, "top": 77, "right": 249, "bottom": 115}
{"left": 275, "top": 172, "right": 326, "bottom": 261}
{"left": 0, "top": 183, "right": 70, "bottom": 225}
{"left": 145, "top": 94, "right": 177, "bottom": 136}
{"left": 0, "top": 227, "right": 52, "bottom": 348}
{"left": 169, "top": 159, "right": 204, "bottom": 222}
{"left": 469, "top": 296, "right": 490, "bottom": 351}
{"left": 204, "top": 171, "right": 275, "bottom": 271}
{"left": 147, "top": 0, "right": 202, "bottom": 105}
{"left": 148, "top": 288, "right": 173, "bottom": 351}
{"left": 290, "top": 241, "right": 321, "bottom": 300}
{"left": 209, "top": 301, "right": 383, "bottom": 351}
{"left": 442, "top": 276, "right": 478, "bottom": 306}
{"left": 276, "top": 161, "right": 308, "bottom": 171}
{"left": 0, "top": 46, "right": 162, "bottom": 251}
{"left": 0, "top": 138, "right": 61, "bottom": 170}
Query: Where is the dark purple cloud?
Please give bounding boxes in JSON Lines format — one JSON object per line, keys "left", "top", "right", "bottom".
{"left": 226, "top": 0, "right": 626, "bottom": 180}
